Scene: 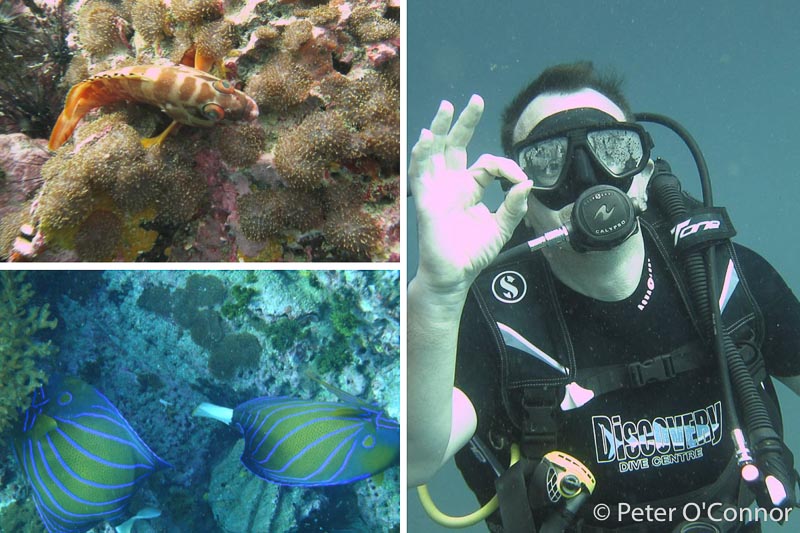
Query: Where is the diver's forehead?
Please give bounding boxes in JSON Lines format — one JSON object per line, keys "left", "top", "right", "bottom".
{"left": 512, "top": 88, "right": 626, "bottom": 145}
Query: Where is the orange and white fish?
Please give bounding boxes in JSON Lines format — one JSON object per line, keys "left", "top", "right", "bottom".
{"left": 48, "top": 64, "right": 259, "bottom": 150}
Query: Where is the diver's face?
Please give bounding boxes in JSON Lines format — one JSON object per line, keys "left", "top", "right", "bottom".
{"left": 512, "top": 89, "right": 651, "bottom": 232}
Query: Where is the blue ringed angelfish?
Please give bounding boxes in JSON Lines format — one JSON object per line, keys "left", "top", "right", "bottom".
{"left": 193, "top": 375, "right": 400, "bottom": 487}
{"left": 12, "top": 375, "right": 170, "bottom": 533}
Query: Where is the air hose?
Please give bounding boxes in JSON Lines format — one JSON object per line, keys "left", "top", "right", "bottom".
{"left": 648, "top": 163, "right": 795, "bottom": 509}
{"left": 417, "top": 444, "right": 522, "bottom": 528}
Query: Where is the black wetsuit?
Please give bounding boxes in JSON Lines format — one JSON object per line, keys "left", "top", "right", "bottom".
{"left": 453, "top": 229, "right": 800, "bottom": 532}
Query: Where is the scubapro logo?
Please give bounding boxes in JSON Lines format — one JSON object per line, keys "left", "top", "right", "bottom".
{"left": 491, "top": 271, "right": 527, "bottom": 303}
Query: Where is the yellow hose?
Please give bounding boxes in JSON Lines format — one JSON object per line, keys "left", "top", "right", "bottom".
{"left": 416, "top": 443, "right": 521, "bottom": 528}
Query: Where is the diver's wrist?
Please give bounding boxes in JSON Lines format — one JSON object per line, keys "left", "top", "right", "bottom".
{"left": 409, "top": 270, "right": 472, "bottom": 305}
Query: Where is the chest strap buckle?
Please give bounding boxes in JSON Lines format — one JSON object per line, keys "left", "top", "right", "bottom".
{"left": 628, "top": 353, "right": 676, "bottom": 387}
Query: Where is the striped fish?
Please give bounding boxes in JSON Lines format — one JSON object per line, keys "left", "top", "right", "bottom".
{"left": 48, "top": 64, "right": 259, "bottom": 150}
{"left": 193, "top": 377, "right": 400, "bottom": 486}
{"left": 12, "top": 376, "right": 170, "bottom": 533}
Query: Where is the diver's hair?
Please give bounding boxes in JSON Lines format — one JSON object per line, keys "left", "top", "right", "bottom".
{"left": 500, "top": 61, "right": 633, "bottom": 155}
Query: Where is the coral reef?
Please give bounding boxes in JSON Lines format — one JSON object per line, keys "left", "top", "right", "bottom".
{"left": 0, "top": 272, "right": 57, "bottom": 436}
{"left": 0, "top": 0, "right": 400, "bottom": 262}
{"left": 6, "top": 270, "right": 401, "bottom": 531}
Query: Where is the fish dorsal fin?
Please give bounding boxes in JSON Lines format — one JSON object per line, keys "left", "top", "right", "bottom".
{"left": 304, "top": 370, "right": 374, "bottom": 409}
{"left": 88, "top": 69, "right": 158, "bottom": 84}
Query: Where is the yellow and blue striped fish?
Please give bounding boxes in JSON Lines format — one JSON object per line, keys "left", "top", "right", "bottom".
{"left": 12, "top": 376, "right": 170, "bottom": 533}
{"left": 194, "top": 377, "right": 399, "bottom": 486}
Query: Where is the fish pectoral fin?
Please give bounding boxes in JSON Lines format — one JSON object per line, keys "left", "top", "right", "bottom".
{"left": 192, "top": 402, "right": 234, "bottom": 425}
{"left": 28, "top": 414, "right": 58, "bottom": 440}
{"left": 115, "top": 507, "right": 161, "bottom": 533}
{"left": 141, "top": 120, "right": 181, "bottom": 149}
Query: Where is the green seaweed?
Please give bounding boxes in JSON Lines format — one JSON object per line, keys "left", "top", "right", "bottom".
{"left": 221, "top": 284, "right": 260, "bottom": 320}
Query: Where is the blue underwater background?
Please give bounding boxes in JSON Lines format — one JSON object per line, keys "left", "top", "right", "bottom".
{"left": 407, "top": 1, "right": 800, "bottom": 532}
{"left": 0, "top": 270, "right": 400, "bottom": 532}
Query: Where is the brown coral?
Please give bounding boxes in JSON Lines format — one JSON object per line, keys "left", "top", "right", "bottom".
{"left": 131, "top": 0, "right": 168, "bottom": 45}
{"left": 238, "top": 188, "right": 325, "bottom": 241}
{"left": 170, "top": 0, "right": 223, "bottom": 24}
{"left": 246, "top": 53, "right": 313, "bottom": 110}
{"left": 323, "top": 210, "right": 380, "bottom": 259}
{"left": 349, "top": 6, "right": 399, "bottom": 43}
{"left": 273, "top": 111, "right": 362, "bottom": 190}
{"left": 195, "top": 19, "right": 238, "bottom": 67}
{"left": 213, "top": 122, "right": 266, "bottom": 168}
{"left": 74, "top": 210, "right": 123, "bottom": 261}
{"left": 282, "top": 19, "right": 313, "bottom": 52}
{"left": 152, "top": 166, "right": 208, "bottom": 227}
{"left": 78, "top": 1, "right": 127, "bottom": 57}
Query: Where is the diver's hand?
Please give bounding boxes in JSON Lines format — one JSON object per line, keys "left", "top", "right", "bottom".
{"left": 410, "top": 95, "right": 532, "bottom": 295}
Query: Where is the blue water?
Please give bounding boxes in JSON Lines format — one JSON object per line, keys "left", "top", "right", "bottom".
{"left": 408, "top": 2, "right": 800, "bottom": 532}
{"left": 1, "top": 270, "right": 400, "bottom": 532}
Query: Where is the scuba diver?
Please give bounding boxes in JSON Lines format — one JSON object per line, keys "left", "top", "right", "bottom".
{"left": 408, "top": 61, "right": 800, "bottom": 532}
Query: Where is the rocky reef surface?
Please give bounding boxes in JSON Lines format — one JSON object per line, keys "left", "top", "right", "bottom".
{"left": 0, "top": 270, "right": 400, "bottom": 532}
{"left": 0, "top": 0, "right": 399, "bottom": 262}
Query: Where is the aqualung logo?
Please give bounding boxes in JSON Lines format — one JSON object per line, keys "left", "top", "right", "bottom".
{"left": 594, "top": 204, "right": 616, "bottom": 222}
{"left": 491, "top": 271, "right": 527, "bottom": 303}
{"left": 591, "top": 401, "right": 722, "bottom": 473}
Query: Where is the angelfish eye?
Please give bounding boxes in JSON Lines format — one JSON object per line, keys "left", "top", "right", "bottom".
{"left": 212, "top": 80, "right": 236, "bottom": 94}
{"left": 202, "top": 102, "right": 225, "bottom": 121}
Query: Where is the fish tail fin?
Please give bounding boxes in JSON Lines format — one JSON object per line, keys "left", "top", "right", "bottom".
{"left": 48, "top": 80, "right": 112, "bottom": 150}
{"left": 192, "top": 402, "right": 233, "bottom": 425}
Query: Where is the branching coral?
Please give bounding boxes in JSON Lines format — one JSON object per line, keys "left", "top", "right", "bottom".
{"left": 0, "top": 272, "right": 57, "bottom": 435}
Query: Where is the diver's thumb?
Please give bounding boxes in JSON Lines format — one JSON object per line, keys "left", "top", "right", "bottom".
{"left": 495, "top": 180, "right": 532, "bottom": 240}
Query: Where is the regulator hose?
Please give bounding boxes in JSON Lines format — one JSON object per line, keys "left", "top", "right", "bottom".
{"left": 648, "top": 163, "right": 795, "bottom": 509}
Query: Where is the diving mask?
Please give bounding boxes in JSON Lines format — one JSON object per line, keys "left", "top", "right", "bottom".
{"left": 511, "top": 108, "right": 654, "bottom": 209}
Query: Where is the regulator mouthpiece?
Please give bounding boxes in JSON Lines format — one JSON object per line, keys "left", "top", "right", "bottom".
{"left": 568, "top": 185, "right": 638, "bottom": 252}
{"left": 489, "top": 185, "right": 639, "bottom": 266}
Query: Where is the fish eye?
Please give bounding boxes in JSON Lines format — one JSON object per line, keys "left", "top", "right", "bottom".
{"left": 213, "top": 80, "right": 236, "bottom": 95}
{"left": 202, "top": 103, "right": 225, "bottom": 121}
{"left": 57, "top": 392, "right": 72, "bottom": 406}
